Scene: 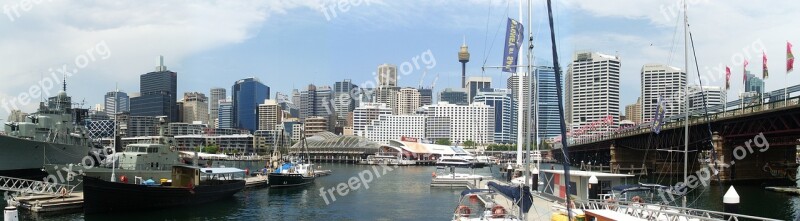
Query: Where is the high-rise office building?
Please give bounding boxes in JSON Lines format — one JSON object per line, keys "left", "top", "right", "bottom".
{"left": 566, "top": 52, "right": 621, "bottom": 137}
{"left": 209, "top": 87, "right": 226, "bottom": 127}
{"left": 625, "top": 97, "right": 643, "bottom": 124}
{"left": 258, "top": 99, "right": 282, "bottom": 131}
{"left": 689, "top": 85, "right": 726, "bottom": 112}
{"left": 640, "top": 64, "right": 686, "bottom": 122}
{"left": 395, "top": 87, "right": 421, "bottom": 115}
{"left": 473, "top": 89, "right": 516, "bottom": 144}
{"left": 333, "top": 79, "right": 358, "bottom": 127}
{"left": 375, "top": 86, "right": 399, "bottom": 113}
{"left": 377, "top": 64, "right": 398, "bottom": 87}
{"left": 417, "top": 88, "right": 433, "bottom": 106}
{"left": 745, "top": 71, "right": 764, "bottom": 94}
{"left": 232, "top": 77, "right": 270, "bottom": 132}
{"left": 129, "top": 56, "right": 178, "bottom": 121}
{"left": 364, "top": 115, "right": 427, "bottom": 145}
{"left": 438, "top": 88, "right": 468, "bottom": 105}
{"left": 104, "top": 90, "right": 129, "bottom": 116}
{"left": 299, "top": 84, "right": 334, "bottom": 122}
{"left": 535, "top": 66, "right": 561, "bottom": 140}
{"left": 182, "top": 92, "right": 209, "bottom": 124}
{"left": 465, "top": 76, "right": 491, "bottom": 103}
{"left": 217, "top": 100, "right": 233, "bottom": 129}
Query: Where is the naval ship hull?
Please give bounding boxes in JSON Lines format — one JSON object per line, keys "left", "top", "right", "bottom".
{"left": 0, "top": 134, "right": 91, "bottom": 179}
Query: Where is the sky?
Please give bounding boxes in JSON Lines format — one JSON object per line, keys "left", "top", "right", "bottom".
{"left": 0, "top": 0, "right": 799, "bottom": 118}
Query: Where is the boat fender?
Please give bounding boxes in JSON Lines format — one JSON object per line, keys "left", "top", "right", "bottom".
{"left": 491, "top": 205, "right": 506, "bottom": 218}
{"left": 119, "top": 176, "right": 128, "bottom": 183}
{"left": 456, "top": 205, "right": 471, "bottom": 217}
{"left": 432, "top": 172, "right": 436, "bottom": 178}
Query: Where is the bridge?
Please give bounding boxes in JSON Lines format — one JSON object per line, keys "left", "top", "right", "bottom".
{"left": 552, "top": 86, "right": 800, "bottom": 183}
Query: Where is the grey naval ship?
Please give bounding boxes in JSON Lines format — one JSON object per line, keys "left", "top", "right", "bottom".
{"left": 1, "top": 89, "right": 100, "bottom": 179}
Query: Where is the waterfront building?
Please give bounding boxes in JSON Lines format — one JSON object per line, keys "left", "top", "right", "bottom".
{"left": 117, "top": 114, "right": 158, "bottom": 137}
{"left": 167, "top": 122, "right": 206, "bottom": 136}
{"left": 304, "top": 116, "right": 329, "bottom": 137}
{"left": 182, "top": 92, "right": 209, "bottom": 124}
{"left": 352, "top": 103, "right": 393, "bottom": 137}
{"left": 209, "top": 87, "right": 226, "bottom": 127}
{"left": 438, "top": 88, "right": 468, "bottom": 105}
{"left": 566, "top": 51, "right": 621, "bottom": 137}
{"left": 232, "top": 77, "right": 270, "bottom": 132}
{"left": 104, "top": 90, "right": 129, "bottom": 116}
{"left": 473, "top": 89, "right": 516, "bottom": 144}
{"left": 641, "top": 64, "right": 686, "bottom": 122}
{"left": 174, "top": 134, "right": 254, "bottom": 154}
{"left": 291, "top": 123, "right": 303, "bottom": 143}
{"left": 129, "top": 56, "right": 178, "bottom": 122}
{"left": 465, "top": 76, "right": 491, "bottom": 103}
{"left": 420, "top": 102, "right": 493, "bottom": 144}
{"left": 363, "top": 115, "right": 426, "bottom": 145}
{"left": 395, "top": 87, "right": 421, "bottom": 115}
{"left": 258, "top": 99, "right": 282, "bottom": 131}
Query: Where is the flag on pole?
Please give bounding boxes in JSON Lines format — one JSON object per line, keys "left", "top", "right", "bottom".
{"left": 743, "top": 59, "right": 749, "bottom": 83}
{"left": 651, "top": 95, "right": 666, "bottom": 134}
{"left": 789, "top": 42, "right": 795, "bottom": 73}
{"left": 725, "top": 66, "right": 731, "bottom": 90}
{"left": 501, "top": 18, "right": 524, "bottom": 73}
{"left": 763, "top": 51, "right": 769, "bottom": 79}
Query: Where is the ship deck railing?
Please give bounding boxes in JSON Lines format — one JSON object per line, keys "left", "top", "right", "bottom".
{"left": 575, "top": 199, "right": 781, "bottom": 221}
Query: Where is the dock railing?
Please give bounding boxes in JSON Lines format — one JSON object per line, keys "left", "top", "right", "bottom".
{"left": 0, "top": 175, "right": 78, "bottom": 198}
{"left": 575, "top": 199, "right": 781, "bottom": 221}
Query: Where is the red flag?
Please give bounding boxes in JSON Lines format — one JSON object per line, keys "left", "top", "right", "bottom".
{"left": 743, "top": 59, "right": 749, "bottom": 83}
{"left": 725, "top": 66, "right": 731, "bottom": 90}
{"left": 763, "top": 51, "right": 769, "bottom": 79}
{"left": 789, "top": 42, "right": 795, "bottom": 73}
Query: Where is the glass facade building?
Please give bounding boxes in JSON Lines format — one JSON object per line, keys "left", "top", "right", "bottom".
{"left": 232, "top": 78, "right": 270, "bottom": 132}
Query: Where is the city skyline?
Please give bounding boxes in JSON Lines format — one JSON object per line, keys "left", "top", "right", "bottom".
{"left": 1, "top": 1, "right": 798, "bottom": 118}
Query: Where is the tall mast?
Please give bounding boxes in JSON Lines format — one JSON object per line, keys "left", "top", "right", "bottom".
{"left": 682, "top": 0, "right": 689, "bottom": 208}
{"left": 515, "top": 0, "right": 526, "bottom": 166}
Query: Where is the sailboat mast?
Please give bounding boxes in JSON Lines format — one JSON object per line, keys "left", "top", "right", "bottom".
{"left": 545, "top": 0, "right": 573, "bottom": 218}
{"left": 515, "top": 0, "right": 526, "bottom": 166}
{"left": 682, "top": 0, "right": 689, "bottom": 208}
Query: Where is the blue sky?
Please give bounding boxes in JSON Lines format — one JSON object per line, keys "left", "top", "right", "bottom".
{"left": 1, "top": 0, "right": 798, "bottom": 117}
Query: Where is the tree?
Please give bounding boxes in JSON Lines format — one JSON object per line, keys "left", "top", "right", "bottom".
{"left": 435, "top": 138, "right": 451, "bottom": 145}
{"left": 203, "top": 145, "right": 219, "bottom": 154}
{"left": 462, "top": 140, "right": 477, "bottom": 149}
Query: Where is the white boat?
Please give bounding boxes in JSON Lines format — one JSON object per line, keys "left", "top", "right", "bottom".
{"left": 359, "top": 152, "right": 416, "bottom": 166}
{"left": 437, "top": 154, "right": 477, "bottom": 168}
{"left": 451, "top": 189, "right": 519, "bottom": 221}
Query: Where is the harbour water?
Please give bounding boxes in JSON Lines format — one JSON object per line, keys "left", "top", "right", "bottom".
{"left": 3, "top": 163, "right": 798, "bottom": 220}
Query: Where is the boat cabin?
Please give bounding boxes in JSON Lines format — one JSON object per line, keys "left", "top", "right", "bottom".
{"left": 171, "top": 165, "right": 201, "bottom": 188}
{"left": 539, "top": 169, "right": 634, "bottom": 201}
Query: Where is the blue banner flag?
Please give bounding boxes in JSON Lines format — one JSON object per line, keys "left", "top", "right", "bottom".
{"left": 651, "top": 95, "right": 667, "bottom": 134}
{"left": 502, "top": 18, "right": 524, "bottom": 73}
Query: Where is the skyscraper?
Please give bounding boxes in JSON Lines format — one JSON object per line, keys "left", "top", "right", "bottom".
{"left": 299, "top": 84, "right": 334, "bottom": 124}
{"left": 689, "top": 85, "right": 726, "bottom": 112}
{"left": 129, "top": 56, "right": 178, "bottom": 121}
{"left": 640, "top": 64, "right": 686, "bottom": 122}
{"left": 217, "top": 100, "right": 234, "bottom": 129}
{"left": 438, "top": 88, "right": 468, "bottom": 105}
{"left": 352, "top": 103, "right": 393, "bottom": 137}
{"left": 417, "top": 88, "right": 433, "bottom": 106}
{"left": 104, "top": 90, "right": 129, "bottom": 116}
{"left": 182, "top": 92, "right": 209, "bottom": 124}
{"left": 473, "top": 89, "right": 516, "bottom": 144}
{"left": 232, "top": 77, "right": 270, "bottom": 132}
{"left": 535, "top": 66, "right": 562, "bottom": 140}
{"left": 209, "top": 87, "right": 226, "bottom": 127}
{"left": 465, "top": 76, "right": 491, "bottom": 103}
{"left": 395, "top": 87, "right": 421, "bottom": 115}
{"left": 333, "top": 79, "right": 358, "bottom": 127}
{"left": 377, "top": 64, "right": 398, "bottom": 87}
{"left": 566, "top": 52, "right": 621, "bottom": 137}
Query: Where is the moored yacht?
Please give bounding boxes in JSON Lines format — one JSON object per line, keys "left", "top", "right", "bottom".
{"left": 268, "top": 160, "right": 316, "bottom": 188}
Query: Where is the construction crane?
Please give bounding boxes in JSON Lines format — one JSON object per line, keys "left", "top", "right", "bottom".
{"left": 418, "top": 69, "right": 428, "bottom": 89}
{"left": 430, "top": 73, "right": 439, "bottom": 91}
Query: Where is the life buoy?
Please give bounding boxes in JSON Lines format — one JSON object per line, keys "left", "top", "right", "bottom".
{"left": 491, "top": 205, "right": 506, "bottom": 218}
{"left": 59, "top": 187, "right": 68, "bottom": 197}
{"left": 456, "top": 205, "right": 471, "bottom": 217}
{"left": 431, "top": 172, "right": 436, "bottom": 178}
